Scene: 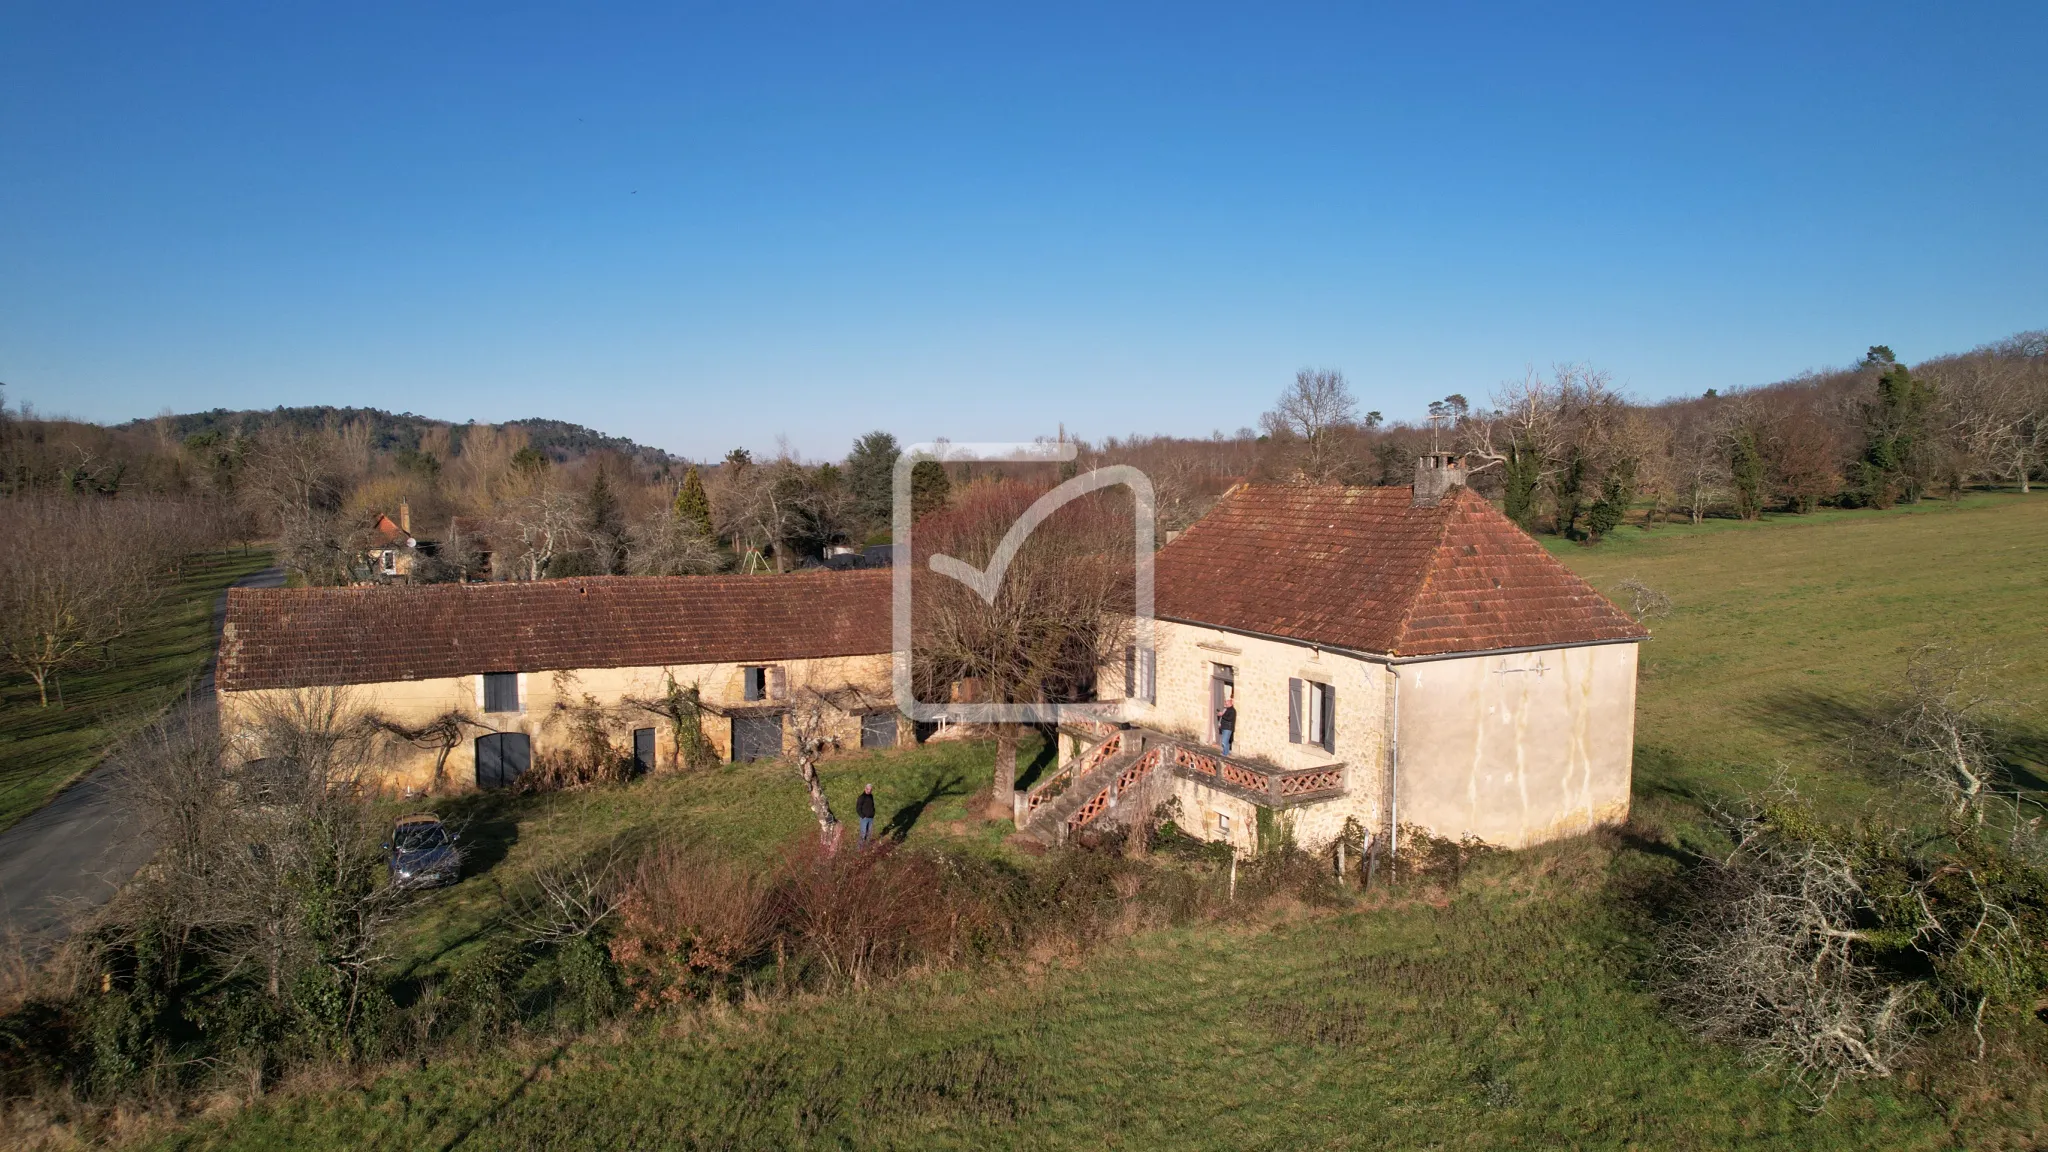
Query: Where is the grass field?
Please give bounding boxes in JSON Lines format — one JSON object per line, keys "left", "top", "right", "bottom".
{"left": 0, "top": 549, "right": 275, "bottom": 833}
{"left": 148, "top": 496, "right": 2048, "bottom": 1150}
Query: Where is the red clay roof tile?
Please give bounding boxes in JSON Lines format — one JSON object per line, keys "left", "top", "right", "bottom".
{"left": 1154, "top": 484, "right": 1646, "bottom": 657}
{"left": 219, "top": 571, "right": 891, "bottom": 692}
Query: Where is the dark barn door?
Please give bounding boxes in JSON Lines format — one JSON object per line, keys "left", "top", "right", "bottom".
{"left": 731, "top": 715, "right": 784, "bottom": 762}
{"left": 632, "top": 727, "right": 656, "bottom": 775}
{"left": 860, "top": 712, "right": 897, "bottom": 750}
{"left": 475, "top": 732, "right": 532, "bottom": 790}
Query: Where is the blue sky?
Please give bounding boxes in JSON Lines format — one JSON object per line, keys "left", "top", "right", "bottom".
{"left": 3, "top": 3, "right": 2043, "bottom": 461}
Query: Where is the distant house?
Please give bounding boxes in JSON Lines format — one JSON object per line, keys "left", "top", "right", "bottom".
{"left": 358, "top": 504, "right": 421, "bottom": 582}
{"left": 1021, "top": 456, "right": 1648, "bottom": 855}
{"left": 218, "top": 571, "right": 899, "bottom": 792}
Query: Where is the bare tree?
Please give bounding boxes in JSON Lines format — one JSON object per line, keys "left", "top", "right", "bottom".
{"left": 1664, "top": 796, "right": 1921, "bottom": 1102}
{"left": 243, "top": 427, "right": 353, "bottom": 585}
{"left": 1875, "top": 644, "right": 2009, "bottom": 821}
{"left": 0, "top": 497, "right": 162, "bottom": 706}
{"left": 497, "top": 480, "right": 584, "bottom": 580}
{"left": 911, "top": 480, "right": 1136, "bottom": 817}
{"left": 783, "top": 684, "right": 852, "bottom": 845}
{"left": 1261, "top": 368, "right": 1359, "bottom": 484}
{"left": 118, "top": 687, "right": 418, "bottom": 1059}
{"left": 628, "top": 506, "right": 725, "bottom": 575}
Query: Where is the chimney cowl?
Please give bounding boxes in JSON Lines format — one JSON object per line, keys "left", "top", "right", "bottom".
{"left": 1412, "top": 453, "right": 1467, "bottom": 507}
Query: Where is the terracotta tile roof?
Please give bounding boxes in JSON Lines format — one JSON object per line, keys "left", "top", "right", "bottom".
{"left": 219, "top": 572, "right": 891, "bottom": 692}
{"left": 1154, "top": 484, "right": 1647, "bottom": 658}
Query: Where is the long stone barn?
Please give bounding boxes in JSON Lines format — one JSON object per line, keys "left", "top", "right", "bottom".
{"left": 1022, "top": 459, "right": 1650, "bottom": 855}
{"left": 217, "top": 570, "right": 898, "bottom": 792}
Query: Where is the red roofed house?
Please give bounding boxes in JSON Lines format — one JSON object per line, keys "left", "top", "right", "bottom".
{"left": 218, "top": 571, "right": 899, "bottom": 792}
{"left": 1023, "top": 455, "right": 1647, "bottom": 855}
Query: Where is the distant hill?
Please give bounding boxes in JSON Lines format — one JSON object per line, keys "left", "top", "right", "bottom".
{"left": 124, "top": 406, "right": 679, "bottom": 467}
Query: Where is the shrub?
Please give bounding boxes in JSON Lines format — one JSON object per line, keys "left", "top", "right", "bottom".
{"left": 608, "top": 844, "right": 778, "bottom": 1007}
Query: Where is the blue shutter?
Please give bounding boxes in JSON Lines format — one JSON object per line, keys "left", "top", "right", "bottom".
{"left": 1320, "top": 683, "right": 1337, "bottom": 753}
{"left": 1144, "top": 647, "right": 1157, "bottom": 704}
{"left": 1287, "top": 678, "right": 1303, "bottom": 744}
{"left": 1124, "top": 646, "right": 1137, "bottom": 699}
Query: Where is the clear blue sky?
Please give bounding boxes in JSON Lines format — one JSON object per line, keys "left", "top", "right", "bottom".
{"left": 3, "top": 3, "right": 2043, "bottom": 461}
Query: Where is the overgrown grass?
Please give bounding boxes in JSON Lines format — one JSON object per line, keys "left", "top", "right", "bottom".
{"left": 383, "top": 734, "right": 1052, "bottom": 979}
{"left": 1547, "top": 492, "right": 2048, "bottom": 828}
{"left": 131, "top": 495, "right": 2048, "bottom": 1149}
{"left": 0, "top": 549, "right": 274, "bottom": 832}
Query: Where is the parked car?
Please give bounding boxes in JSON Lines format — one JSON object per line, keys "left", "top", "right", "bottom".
{"left": 385, "top": 813, "right": 461, "bottom": 888}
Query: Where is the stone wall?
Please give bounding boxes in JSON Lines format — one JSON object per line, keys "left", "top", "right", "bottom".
{"left": 219, "top": 653, "right": 895, "bottom": 793}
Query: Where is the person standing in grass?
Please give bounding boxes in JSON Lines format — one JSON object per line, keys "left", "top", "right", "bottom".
{"left": 856, "top": 783, "right": 877, "bottom": 844}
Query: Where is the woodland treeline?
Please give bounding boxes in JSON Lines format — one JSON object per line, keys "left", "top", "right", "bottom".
{"left": 1, "top": 326, "right": 2041, "bottom": 600}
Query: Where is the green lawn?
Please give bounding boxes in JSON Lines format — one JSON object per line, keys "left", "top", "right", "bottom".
{"left": 151, "top": 496, "right": 2048, "bottom": 1150}
{"left": 1550, "top": 493, "right": 2048, "bottom": 825}
{"left": 0, "top": 549, "right": 276, "bottom": 832}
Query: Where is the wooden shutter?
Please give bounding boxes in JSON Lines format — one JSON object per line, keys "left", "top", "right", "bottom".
{"left": 1287, "top": 678, "right": 1303, "bottom": 743}
{"left": 1320, "top": 683, "right": 1337, "bottom": 753}
{"left": 1144, "top": 648, "right": 1157, "bottom": 704}
{"left": 1124, "top": 646, "right": 1137, "bottom": 699}
{"left": 744, "top": 667, "right": 763, "bottom": 701}
{"left": 768, "top": 666, "right": 788, "bottom": 701}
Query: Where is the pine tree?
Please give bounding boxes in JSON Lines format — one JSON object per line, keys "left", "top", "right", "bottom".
{"left": 1857, "top": 359, "right": 1934, "bottom": 508}
{"left": 1502, "top": 434, "right": 1541, "bottom": 529}
{"left": 586, "top": 465, "right": 628, "bottom": 575}
{"left": 673, "top": 465, "right": 713, "bottom": 537}
{"left": 910, "top": 459, "right": 951, "bottom": 521}
{"left": 1730, "top": 429, "right": 1766, "bottom": 520}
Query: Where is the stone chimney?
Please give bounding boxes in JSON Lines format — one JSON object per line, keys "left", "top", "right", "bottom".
{"left": 399, "top": 502, "right": 411, "bottom": 534}
{"left": 1412, "top": 453, "right": 1467, "bottom": 507}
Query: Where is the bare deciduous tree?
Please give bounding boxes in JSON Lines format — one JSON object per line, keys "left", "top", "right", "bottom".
{"left": 628, "top": 506, "right": 725, "bottom": 575}
{"left": 1261, "top": 368, "right": 1359, "bottom": 484}
{"left": 0, "top": 497, "right": 164, "bottom": 706}
{"left": 1664, "top": 797, "right": 1921, "bottom": 1102}
{"left": 1875, "top": 644, "right": 2008, "bottom": 821}
{"left": 912, "top": 480, "right": 1136, "bottom": 817}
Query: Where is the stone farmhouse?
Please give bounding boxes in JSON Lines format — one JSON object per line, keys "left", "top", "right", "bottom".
{"left": 1018, "top": 458, "right": 1648, "bottom": 855}
{"left": 218, "top": 571, "right": 897, "bottom": 792}
{"left": 221, "top": 458, "right": 1645, "bottom": 856}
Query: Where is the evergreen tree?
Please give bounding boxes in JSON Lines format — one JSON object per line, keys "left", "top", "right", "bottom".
{"left": 910, "top": 459, "right": 951, "bottom": 521}
{"left": 586, "top": 465, "right": 628, "bottom": 575}
{"left": 1502, "top": 434, "right": 1541, "bottom": 529}
{"left": 672, "top": 465, "right": 713, "bottom": 537}
{"left": 1586, "top": 458, "right": 1636, "bottom": 541}
{"left": 1730, "top": 429, "right": 1766, "bottom": 520}
{"left": 844, "top": 431, "right": 900, "bottom": 535}
{"left": 1856, "top": 358, "right": 1934, "bottom": 508}
{"left": 1552, "top": 447, "right": 1588, "bottom": 539}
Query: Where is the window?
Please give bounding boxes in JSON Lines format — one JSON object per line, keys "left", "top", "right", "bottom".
{"left": 742, "top": 666, "right": 786, "bottom": 702}
{"left": 1123, "top": 645, "right": 1156, "bottom": 702}
{"left": 381, "top": 549, "right": 397, "bottom": 575}
{"left": 483, "top": 672, "right": 520, "bottom": 714}
{"left": 632, "top": 728, "right": 656, "bottom": 775}
{"left": 1288, "top": 679, "right": 1336, "bottom": 753}
{"left": 1217, "top": 813, "right": 1231, "bottom": 836}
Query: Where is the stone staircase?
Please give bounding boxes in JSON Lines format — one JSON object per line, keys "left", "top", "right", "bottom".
{"left": 1018, "top": 729, "right": 1169, "bottom": 845}
{"left": 1017, "top": 725, "right": 1350, "bottom": 847}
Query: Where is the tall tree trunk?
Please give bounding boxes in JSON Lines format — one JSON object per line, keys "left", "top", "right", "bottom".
{"left": 990, "top": 724, "right": 1018, "bottom": 821}
{"left": 797, "top": 752, "right": 841, "bottom": 846}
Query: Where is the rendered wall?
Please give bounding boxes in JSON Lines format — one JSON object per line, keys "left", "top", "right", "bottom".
{"left": 1391, "top": 643, "right": 1637, "bottom": 850}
